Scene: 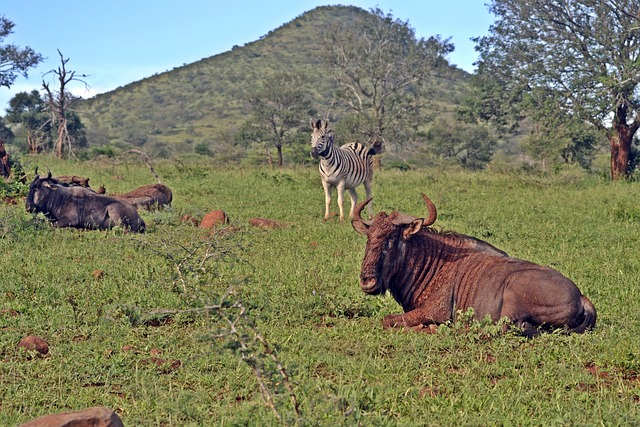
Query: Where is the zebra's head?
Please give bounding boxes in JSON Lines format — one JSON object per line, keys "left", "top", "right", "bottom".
{"left": 310, "top": 119, "right": 333, "bottom": 159}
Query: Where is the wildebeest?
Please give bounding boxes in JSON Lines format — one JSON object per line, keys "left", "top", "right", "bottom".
{"left": 103, "top": 183, "right": 172, "bottom": 211}
{"left": 26, "top": 172, "right": 145, "bottom": 232}
{"left": 54, "top": 175, "right": 91, "bottom": 187}
{"left": 351, "top": 193, "right": 596, "bottom": 336}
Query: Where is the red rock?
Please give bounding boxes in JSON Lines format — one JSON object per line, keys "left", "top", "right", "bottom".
{"left": 199, "top": 210, "right": 229, "bottom": 228}
{"left": 180, "top": 214, "right": 199, "bottom": 226}
{"left": 248, "top": 217, "right": 283, "bottom": 229}
{"left": 92, "top": 269, "right": 105, "bottom": 279}
{"left": 18, "top": 336, "right": 49, "bottom": 355}
{"left": 0, "top": 308, "right": 19, "bottom": 317}
{"left": 17, "top": 406, "right": 124, "bottom": 427}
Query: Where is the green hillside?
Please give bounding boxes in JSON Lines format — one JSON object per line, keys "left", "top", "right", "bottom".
{"left": 78, "top": 5, "right": 470, "bottom": 158}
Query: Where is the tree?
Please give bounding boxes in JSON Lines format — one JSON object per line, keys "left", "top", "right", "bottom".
{"left": 5, "top": 90, "right": 51, "bottom": 153}
{"left": 245, "top": 71, "right": 312, "bottom": 167}
{"left": 0, "top": 15, "right": 42, "bottom": 89}
{"left": 319, "top": 7, "right": 453, "bottom": 150}
{"left": 42, "top": 50, "right": 88, "bottom": 158}
{"left": 427, "top": 118, "right": 496, "bottom": 170}
{"left": 470, "top": 0, "right": 640, "bottom": 180}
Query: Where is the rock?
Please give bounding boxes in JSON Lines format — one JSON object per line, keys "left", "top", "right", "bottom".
{"left": 199, "top": 210, "right": 229, "bottom": 228}
{"left": 0, "top": 308, "right": 19, "bottom": 317}
{"left": 249, "top": 217, "right": 283, "bottom": 229}
{"left": 92, "top": 269, "right": 105, "bottom": 279}
{"left": 18, "top": 336, "right": 49, "bottom": 355}
{"left": 180, "top": 214, "right": 199, "bottom": 226}
{"left": 17, "top": 406, "right": 124, "bottom": 427}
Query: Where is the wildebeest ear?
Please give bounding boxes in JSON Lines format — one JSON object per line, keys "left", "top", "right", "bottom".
{"left": 42, "top": 180, "right": 57, "bottom": 190}
{"left": 351, "top": 219, "right": 369, "bottom": 235}
{"left": 402, "top": 219, "right": 423, "bottom": 240}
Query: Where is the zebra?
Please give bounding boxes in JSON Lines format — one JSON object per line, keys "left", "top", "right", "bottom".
{"left": 310, "top": 119, "right": 383, "bottom": 221}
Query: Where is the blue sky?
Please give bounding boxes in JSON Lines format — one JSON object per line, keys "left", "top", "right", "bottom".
{"left": 0, "top": 1, "right": 494, "bottom": 113}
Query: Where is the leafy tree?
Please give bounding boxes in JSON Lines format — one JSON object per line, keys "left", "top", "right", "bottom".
{"left": 5, "top": 90, "right": 51, "bottom": 153}
{"left": 521, "top": 114, "right": 602, "bottom": 172}
{"left": 245, "top": 71, "right": 313, "bottom": 167}
{"left": 319, "top": 7, "right": 453, "bottom": 150}
{"left": 0, "top": 116, "right": 13, "bottom": 143}
{"left": 0, "top": 15, "right": 42, "bottom": 89}
{"left": 427, "top": 119, "right": 496, "bottom": 170}
{"left": 194, "top": 141, "right": 213, "bottom": 157}
{"left": 470, "top": 0, "right": 640, "bottom": 180}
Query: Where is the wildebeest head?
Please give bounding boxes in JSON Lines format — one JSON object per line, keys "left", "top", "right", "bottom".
{"left": 352, "top": 194, "right": 438, "bottom": 295}
{"left": 25, "top": 170, "right": 55, "bottom": 213}
{"left": 310, "top": 119, "right": 333, "bottom": 160}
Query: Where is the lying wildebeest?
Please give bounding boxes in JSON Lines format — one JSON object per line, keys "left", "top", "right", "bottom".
{"left": 103, "top": 183, "right": 172, "bottom": 211}
{"left": 54, "top": 175, "right": 91, "bottom": 187}
{"left": 351, "top": 194, "right": 596, "bottom": 337}
{"left": 26, "top": 172, "right": 145, "bottom": 232}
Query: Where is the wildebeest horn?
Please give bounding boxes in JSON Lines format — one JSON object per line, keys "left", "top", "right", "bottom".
{"left": 354, "top": 197, "right": 373, "bottom": 225}
{"left": 421, "top": 193, "right": 438, "bottom": 226}
{"left": 390, "top": 212, "right": 418, "bottom": 226}
{"left": 46, "top": 167, "right": 52, "bottom": 179}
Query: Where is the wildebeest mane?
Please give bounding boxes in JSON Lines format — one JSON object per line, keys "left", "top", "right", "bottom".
{"left": 421, "top": 226, "right": 509, "bottom": 257}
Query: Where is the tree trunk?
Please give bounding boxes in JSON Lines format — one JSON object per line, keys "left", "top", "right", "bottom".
{"left": 609, "top": 122, "right": 634, "bottom": 180}
{"left": 0, "top": 140, "right": 9, "bottom": 179}
{"left": 55, "top": 117, "right": 66, "bottom": 158}
{"left": 263, "top": 144, "right": 274, "bottom": 170}
{"left": 277, "top": 145, "right": 283, "bottom": 168}
{"left": 28, "top": 134, "right": 36, "bottom": 154}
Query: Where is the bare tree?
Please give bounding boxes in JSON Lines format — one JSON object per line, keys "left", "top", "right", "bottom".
{"left": 42, "top": 50, "right": 88, "bottom": 158}
{"left": 319, "top": 7, "right": 453, "bottom": 150}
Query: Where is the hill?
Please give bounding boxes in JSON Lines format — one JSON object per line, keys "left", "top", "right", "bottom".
{"left": 78, "top": 5, "right": 470, "bottom": 159}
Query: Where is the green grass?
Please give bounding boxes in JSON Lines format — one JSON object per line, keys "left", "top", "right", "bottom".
{"left": 1, "top": 157, "right": 639, "bottom": 425}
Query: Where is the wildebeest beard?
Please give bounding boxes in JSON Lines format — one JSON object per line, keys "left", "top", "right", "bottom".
{"left": 358, "top": 215, "right": 405, "bottom": 295}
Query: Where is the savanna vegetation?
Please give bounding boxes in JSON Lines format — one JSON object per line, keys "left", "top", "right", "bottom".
{"left": 1, "top": 2, "right": 640, "bottom": 425}
{"left": 1, "top": 157, "right": 639, "bottom": 426}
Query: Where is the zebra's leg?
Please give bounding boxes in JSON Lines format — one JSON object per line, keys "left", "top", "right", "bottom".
{"left": 363, "top": 180, "right": 373, "bottom": 219}
{"left": 336, "top": 182, "right": 346, "bottom": 221}
{"left": 322, "top": 180, "right": 333, "bottom": 221}
{"left": 347, "top": 188, "right": 358, "bottom": 219}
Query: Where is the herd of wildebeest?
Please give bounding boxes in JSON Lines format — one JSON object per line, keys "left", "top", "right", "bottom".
{"left": 22, "top": 121, "right": 597, "bottom": 338}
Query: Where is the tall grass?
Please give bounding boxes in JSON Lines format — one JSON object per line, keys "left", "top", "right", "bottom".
{"left": 1, "top": 157, "right": 639, "bottom": 425}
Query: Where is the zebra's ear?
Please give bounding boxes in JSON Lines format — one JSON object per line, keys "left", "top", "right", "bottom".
{"left": 327, "top": 132, "right": 334, "bottom": 143}
{"left": 311, "top": 118, "right": 318, "bottom": 129}
{"left": 322, "top": 120, "right": 330, "bottom": 130}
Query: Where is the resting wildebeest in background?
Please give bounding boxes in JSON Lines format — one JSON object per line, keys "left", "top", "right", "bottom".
{"left": 54, "top": 175, "right": 91, "bottom": 188}
{"left": 101, "top": 183, "right": 172, "bottom": 211}
{"left": 26, "top": 172, "right": 145, "bottom": 232}
{"left": 351, "top": 194, "right": 596, "bottom": 337}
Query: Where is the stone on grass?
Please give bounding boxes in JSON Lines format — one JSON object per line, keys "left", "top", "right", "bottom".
{"left": 199, "top": 210, "right": 229, "bottom": 228}
{"left": 17, "top": 336, "right": 49, "bottom": 355}
{"left": 248, "top": 217, "right": 283, "bottom": 229}
{"left": 17, "top": 406, "right": 124, "bottom": 427}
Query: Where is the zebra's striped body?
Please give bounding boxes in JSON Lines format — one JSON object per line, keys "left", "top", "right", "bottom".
{"left": 310, "top": 119, "right": 378, "bottom": 221}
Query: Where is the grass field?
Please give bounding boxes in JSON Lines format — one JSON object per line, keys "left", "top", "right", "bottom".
{"left": 1, "top": 156, "right": 639, "bottom": 426}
